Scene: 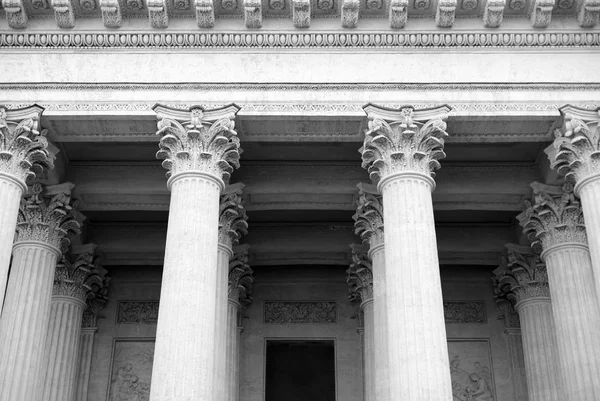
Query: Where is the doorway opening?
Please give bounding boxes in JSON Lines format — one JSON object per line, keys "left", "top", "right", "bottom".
{"left": 265, "top": 339, "right": 336, "bottom": 401}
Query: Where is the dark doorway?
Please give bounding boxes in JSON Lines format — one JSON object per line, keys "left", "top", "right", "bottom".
{"left": 265, "top": 339, "right": 336, "bottom": 401}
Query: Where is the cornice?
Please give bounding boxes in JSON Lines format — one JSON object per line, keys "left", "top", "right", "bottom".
{"left": 0, "top": 30, "right": 598, "bottom": 49}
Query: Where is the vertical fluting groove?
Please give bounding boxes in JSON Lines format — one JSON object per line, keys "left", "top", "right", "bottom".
{"left": 362, "top": 300, "right": 375, "bottom": 401}
{"left": 381, "top": 176, "right": 452, "bottom": 401}
{"left": 41, "top": 296, "right": 85, "bottom": 401}
{"left": 545, "top": 246, "right": 600, "bottom": 400}
{"left": 505, "top": 330, "right": 529, "bottom": 401}
{"left": 370, "top": 246, "right": 388, "bottom": 401}
{"left": 74, "top": 328, "right": 96, "bottom": 401}
{"left": 516, "top": 299, "right": 562, "bottom": 401}
{"left": 0, "top": 244, "right": 58, "bottom": 401}
{"left": 578, "top": 181, "right": 600, "bottom": 301}
{"left": 226, "top": 300, "right": 240, "bottom": 401}
{"left": 0, "top": 177, "right": 22, "bottom": 314}
{"left": 214, "top": 247, "right": 231, "bottom": 401}
{"left": 150, "top": 175, "right": 221, "bottom": 401}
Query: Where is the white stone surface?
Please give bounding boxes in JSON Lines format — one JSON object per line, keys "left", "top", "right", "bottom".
{"left": 0, "top": 242, "right": 60, "bottom": 401}
{"left": 575, "top": 180, "right": 600, "bottom": 299}
{"left": 41, "top": 295, "right": 87, "bottom": 401}
{"left": 74, "top": 327, "right": 97, "bottom": 401}
{"left": 370, "top": 244, "right": 388, "bottom": 401}
{"left": 360, "top": 298, "right": 374, "bottom": 401}
{"left": 226, "top": 299, "right": 241, "bottom": 401}
{"left": 214, "top": 244, "right": 233, "bottom": 401}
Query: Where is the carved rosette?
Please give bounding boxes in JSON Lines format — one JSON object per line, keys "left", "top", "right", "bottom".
{"left": 15, "top": 183, "right": 81, "bottom": 252}
{"left": 496, "top": 244, "right": 550, "bottom": 307}
{"left": 0, "top": 105, "right": 52, "bottom": 186}
{"left": 219, "top": 184, "right": 248, "bottom": 248}
{"left": 346, "top": 245, "right": 373, "bottom": 304}
{"left": 228, "top": 247, "right": 253, "bottom": 307}
{"left": 353, "top": 184, "right": 384, "bottom": 249}
{"left": 518, "top": 182, "right": 587, "bottom": 252}
{"left": 360, "top": 104, "right": 451, "bottom": 187}
{"left": 153, "top": 104, "right": 242, "bottom": 188}
{"left": 549, "top": 106, "right": 600, "bottom": 192}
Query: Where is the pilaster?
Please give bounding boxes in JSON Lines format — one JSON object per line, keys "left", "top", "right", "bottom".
{"left": 360, "top": 103, "right": 453, "bottom": 401}
{"left": 150, "top": 104, "right": 241, "bottom": 401}
{"left": 518, "top": 181, "right": 600, "bottom": 400}
{"left": 0, "top": 105, "right": 52, "bottom": 314}
{"left": 0, "top": 183, "right": 80, "bottom": 401}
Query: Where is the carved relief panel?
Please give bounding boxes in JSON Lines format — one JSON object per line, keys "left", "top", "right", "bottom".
{"left": 448, "top": 339, "right": 496, "bottom": 401}
{"left": 107, "top": 338, "right": 155, "bottom": 401}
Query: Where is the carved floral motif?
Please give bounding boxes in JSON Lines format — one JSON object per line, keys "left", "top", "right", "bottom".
{"left": 4, "top": 0, "right": 28, "bottom": 28}
{"left": 54, "top": 246, "right": 103, "bottom": 301}
{"left": 389, "top": 0, "right": 408, "bottom": 28}
{"left": 495, "top": 244, "right": 550, "bottom": 304}
{"left": 436, "top": 0, "right": 457, "bottom": 27}
{"left": 244, "top": 0, "right": 262, "bottom": 27}
{"left": 346, "top": 246, "right": 373, "bottom": 303}
{"left": 100, "top": 0, "right": 122, "bottom": 27}
{"left": 52, "top": 0, "right": 76, "bottom": 28}
{"left": 219, "top": 184, "right": 248, "bottom": 248}
{"left": 126, "top": 0, "right": 143, "bottom": 9}
{"left": 413, "top": 0, "right": 430, "bottom": 8}
{"left": 366, "top": 0, "right": 381, "bottom": 8}
{"left": 79, "top": 0, "right": 96, "bottom": 10}
{"left": 269, "top": 0, "right": 285, "bottom": 9}
{"left": 82, "top": 273, "right": 110, "bottom": 328}
{"left": 0, "top": 106, "right": 52, "bottom": 183}
{"left": 578, "top": 0, "right": 600, "bottom": 27}
{"left": 174, "top": 0, "right": 190, "bottom": 9}
{"left": 518, "top": 182, "right": 587, "bottom": 251}
{"left": 148, "top": 0, "right": 168, "bottom": 27}
{"left": 317, "top": 0, "right": 333, "bottom": 9}
{"left": 154, "top": 105, "right": 241, "bottom": 183}
{"left": 16, "top": 183, "right": 81, "bottom": 252}
{"left": 557, "top": 0, "right": 573, "bottom": 7}
{"left": 483, "top": 0, "right": 505, "bottom": 27}
{"left": 117, "top": 301, "right": 159, "bottom": 324}
{"left": 353, "top": 186, "right": 384, "bottom": 248}
{"left": 196, "top": 0, "right": 215, "bottom": 26}
{"left": 529, "top": 0, "right": 554, "bottom": 28}
{"left": 341, "top": 0, "right": 359, "bottom": 27}
{"left": 32, "top": 0, "right": 50, "bottom": 8}
{"left": 264, "top": 301, "right": 336, "bottom": 323}
{"left": 492, "top": 272, "right": 521, "bottom": 329}
{"left": 461, "top": 0, "right": 477, "bottom": 9}
{"left": 221, "top": 0, "right": 237, "bottom": 10}
{"left": 508, "top": 0, "right": 525, "bottom": 10}
{"left": 360, "top": 105, "right": 450, "bottom": 184}
{"left": 292, "top": 0, "right": 310, "bottom": 27}
{"left": 228, "top": 247, "right": 253, "bottom": 306}
{"left": 443, "top": 301, "right": 486, "bottom": 323}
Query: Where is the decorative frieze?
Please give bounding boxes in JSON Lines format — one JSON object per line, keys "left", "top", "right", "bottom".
{"left": 219, "top": 183, "right": 248, "bottom": 248}
{"left": 16, "top": 183, "right": 81, "bottom": 252}
{"left": 116, "top": 301, "right": 159, "bottom": 324}
{"left": 518, "top": 182, "right": 587, "bottom": 251}
{"left": 264, "top": 301, "right": 337, "bottom": 323}
{"left": 443, "top": 301, "right": 486, "bottom": 323}
{"left": 353, "top": 183, "right": 384, "bottom": 248}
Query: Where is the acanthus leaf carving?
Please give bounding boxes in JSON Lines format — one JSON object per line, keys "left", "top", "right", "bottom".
{"left": 483, "top": 0, "right": 504, "bottom": 27}
{"left": 292, "top": 0, "right": 310, "bottom": 27}
{"left": 16, "top": 183, "right": 81, "bottom": 252}
{"left": 436, "top": 0, "right": 456, "bottom": 27}
{"left": 54, "top": 244, "right": 104, "bottom": 302}
{"left": 353, "top": 183, "right": 384, "bottom": 249}
{"left": 244, "top": 0, "right": 262, "bottom": 27}
{"left": 219, "top": 183, "right": 248, "bottom": 248}
{"left": 2, "top": 0, "right": 29, "bottom": 28}
{"left": 100, "top": 0, "right": 123, "bottom": 27}
{"left": 360, "top": 104, "right": 450, "bottom": 184}
{"left": 341, "top": 0, "right": 359, "bottom": 27}
{"left": 389, "top": 0, "right": 408, "bottom": 28}
{"left": 517, "top": 182, "right": 587, "bottom": 252}
{"left": 346, "top": 244, "right": 373, "bottom": 304}
{"left": 529, "top": 0, "right": 554, "bottom": 28}
{"left": 82, "top": 259, "right": 110, "bottom": 328}
{"left": 492, "top": 273, "right": 521, "bottom": 329}
{"left": 548, "top": 106, "right": 600, "bottom": 191}
{"left": 0, "top": 105, "right": 52, "bottom": 184}
{"left": 51, "top": 0, "right": 76, "bottom": 28}
{"left": 153, "top": 104, "right": 242, "bottom": 185}
{"left": 577, "top": 0, "right": 600, "bottom": 27}
{"left": 196, "top": 0, "right": 215, "bottom": 27}
{"left": 228, "top": 245, "right": 253, "bottom": 306}
{"left": 147, "top": 0, "right": 169, "bottom": 28}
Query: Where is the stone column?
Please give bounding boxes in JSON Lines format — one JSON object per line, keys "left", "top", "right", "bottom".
{"left": 150, "top": 104, "right": 241, "bottom": 401}
{"left": 346, "top": 245, "right": 374, "bottom": 401}
{"left": 215, "top": 185, "right": 248, "bottom": 401}
{"left": 547, "top": 106, "right": 600, "bottom": 297}
{"left": 227, "top": 246, "right": 253, "bottom": 401}
{"left": 41, "top": 244, "right": 104, "bottom": 401}
{"left": 519, "top": 182, "right": 600, "bottom": 400}
{"left": 353, "top": 183, "right": 387, "bottom": 401}
{"left": 0, "top": 105, "right": 52, "bottom": 313}
{"left": 0, "top": 183, "right": 80, "bottom": 401}
{"left": 494, "top": 244, "right": 562, "bottom": 401}
{"left": 360, "top": 104, "right": 453, "bottom": 400}
{"left": 492, "top": 279, "right": 528, "bottom": 401}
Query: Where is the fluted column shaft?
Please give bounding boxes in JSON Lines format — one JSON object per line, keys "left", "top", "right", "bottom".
{"left": 74, "top": 327, "right": 97, "bottom": 401}
{"left": 0, "top": 241, "right": 60, "bottom": 401}
{"left": 0, "top": 173, "right": 25, "bottom": 314}
{"left": 515, "top": 298, "right": 562, "bottom": 401}
{"left": 576, "top": 178, "right": 600, "bottom": 298}
{"left": 150, "top": 173, "right": 222, "bottom": 401}
{"left": 226, "top": 299, "right": 241, "bottom": 401}
{"left": 41, "top": 295, "right": 86, "bottom": 401}
{"left": 504, "top": 328, "right": 528, "bottom": 401}
{"left": 543, "top": 244, "right": 600, "bottom": 400}
{"left": 380, "top": 173, "right": 451, "bottom": 401}
{"left": 360, "top": 298, "right": 374, "bottom": 401}
{"left": 215, "top": 244, "right": 233, "bottom": 401}
{"left": 369, "top": 244, "right": 388, "bottom": 401}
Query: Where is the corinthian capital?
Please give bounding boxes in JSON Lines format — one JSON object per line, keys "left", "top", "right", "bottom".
{"left": 518, "top": 182, "right": 586, "bottom": 251}
{"left": 54, "top": 243, "right": 103, "bottom": 302}
{"left": 346, "top": 244, "right": 373, "bottom": 304}
{"left": 228, "top": 244, "right": 253, "bottom": 307}
{"left": 492, "top": 272, "right": 520, "bottom": 329}
{"left": 219, "top": 183, "right": 248, "bottom": 248}
{"left": 547, "top": 105, "right": 600, "bottom": 193}
{"left": 360, "top": 104, "right": 451, "bottom": 185}
{"left": 495, "top": 244, "right": 550, "bottom": 306}
{"left": 0, "top": 105, "right": 53, "bottom": 187}
{"left": 353, "top": 183, "right": 384, "bottom": 249}
{"left": 153, "top": 104, "right": 242, "bottom": 187}
{"left": 16, "top": 183, "right": 81, "bottom": 252}
{"left": 82, "top": 262, "right": 110, "bottom": 328}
